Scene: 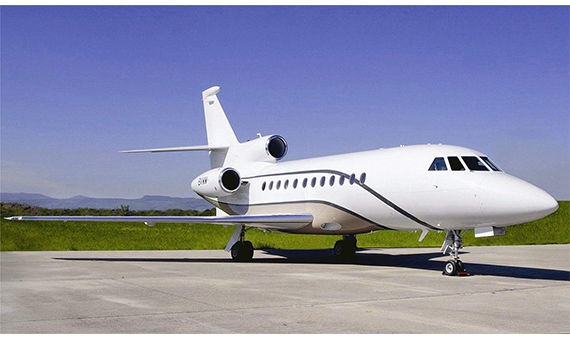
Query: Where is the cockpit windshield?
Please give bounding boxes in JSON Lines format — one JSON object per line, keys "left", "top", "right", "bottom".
{"left": 461, "top": 156, "right": 489, "bottom": 171}
{"left": 447, "top": 156, "right": 465, "bottom": 171}
{"left": 428, "top": 157, "right": 447, "bottom": 171}
{"left": 480, "top": 156, "right": 501, "bottom": 171}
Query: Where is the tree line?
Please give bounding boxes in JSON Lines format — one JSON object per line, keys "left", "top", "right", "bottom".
{"left": 0, "top": 203, "right": 215, "bottom": 218}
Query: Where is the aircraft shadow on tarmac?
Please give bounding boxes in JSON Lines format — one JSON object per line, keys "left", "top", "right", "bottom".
{"left": 54, "top": 248, "right": 570, "bottom": 282}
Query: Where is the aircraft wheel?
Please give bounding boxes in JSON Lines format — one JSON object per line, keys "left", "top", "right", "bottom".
{"left": 334, "top": 240, "right": 356, "bottom": 258}
{"left": 456, "top": 260, "right": 465, "bottom": 272}
{"left": 243, "top": 240, "right": 254, "bottom": 260}
{"left": 231, "top": 241, "right": 254, "bottom": 261}
{"left": 333, "top": 240, "right": 345, "bottom": 258}
{"left": 344, "top": 240, "right": 357, "bottom": 257}
{"left": 231, "top": 242, "right": 242, "bottom": 261}
{"left": 444, "top": 260, "right": 458, "bottom": 276}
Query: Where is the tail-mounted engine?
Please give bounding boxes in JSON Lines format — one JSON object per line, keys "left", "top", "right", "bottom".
{"left": 191, "top": 167, "right": 241, "bottom": 198}
{"left": 225, "top": 134, "right": 288, "bottom": 164}
{"left": 265, "top": 135, "right": 288, "bottom": 160}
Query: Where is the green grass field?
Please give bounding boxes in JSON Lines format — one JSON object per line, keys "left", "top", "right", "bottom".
{"left": 1, "top": 202, "right": 568, "bottom": 251}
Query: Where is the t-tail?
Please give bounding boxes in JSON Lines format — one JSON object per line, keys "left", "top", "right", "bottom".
{"left": 121, "top": 86, "right": 240, "bottom": 168}
{"left": 120, "top": 86, "right": 287, "bottom": 169}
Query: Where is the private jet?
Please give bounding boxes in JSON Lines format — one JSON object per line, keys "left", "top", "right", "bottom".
{"left": 6, "top": 86, "right": 559, "bottom": 276}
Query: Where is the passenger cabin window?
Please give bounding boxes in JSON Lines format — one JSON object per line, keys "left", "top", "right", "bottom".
{"left": 262, "top": 182, "right": 266, "bottom": 191}
{"left": 293, "top": 179, "right": 298, "bottom": 189}
{"left": 269, "top": 181, "right": 273, "bottom": 190}
{"left": 360, "top": 173, "right": 366, "bottom": 184}
{"left": 447, "top": 157, "right": 465, "bottom": 171}
{"left": 311, "top": 177, "right": 317, "bottom": 187}
{"left": 339, "top": 176, "right": 345, "bottom": 186}
{"left": 320, "top": 176, "right": 325, "bottom": 187}
{"left": 349, "top": 174, "right": 356, "bottom": 185}
{"left": 276, "top": 180, "right": 281, "bottom": 190}
{"left": 462, "top": 156, "right": 489, "bottom": 171}
{"left": 481, "top": 156, "right": 501, "bottom": 171}
{"left": 284, "top": 179, "right": 289, "bottom": 189}
{"left": 303, "top": 178, "right": 308, "bottom": 188}
{"left": 329, "top": 176, "right": 335, "bottom": 186}
{"left": 428, "top": 157, "right": 447, "bottom": 171}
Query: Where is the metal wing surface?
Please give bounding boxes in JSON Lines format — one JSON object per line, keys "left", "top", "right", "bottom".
{"left": 4, "top": 214, "right": 313, "bottom": 231}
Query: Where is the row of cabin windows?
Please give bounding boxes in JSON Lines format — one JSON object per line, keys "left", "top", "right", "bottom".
{"left": 429, "top": 156, "right": 501, "bottom": 172}
{"left": 261, "top": 173, "right": 366, "bottom": 191}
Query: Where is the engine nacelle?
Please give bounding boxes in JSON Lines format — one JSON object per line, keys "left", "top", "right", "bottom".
{"left": 191, "top": 167, "right": 241, "bottom": 198}
{"left": 229, "top": 134, "right": 288, "bottom": 163}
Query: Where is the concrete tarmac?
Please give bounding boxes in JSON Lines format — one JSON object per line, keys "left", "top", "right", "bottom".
{"left": 1, "top": 245, "right": 569, "bottom": 333}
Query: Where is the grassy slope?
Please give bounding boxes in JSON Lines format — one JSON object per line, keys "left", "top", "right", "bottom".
{"left": 1, "top": 202, "right": 568, "bottom": 251}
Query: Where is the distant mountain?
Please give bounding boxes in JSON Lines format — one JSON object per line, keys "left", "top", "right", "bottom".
{"left": 0, "top": 193, "right": 212, "bottom": 211}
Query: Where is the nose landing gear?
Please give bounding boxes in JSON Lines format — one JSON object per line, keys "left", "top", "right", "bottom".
{"left": 441, "top": 230, "right": 469, "bottom": 276}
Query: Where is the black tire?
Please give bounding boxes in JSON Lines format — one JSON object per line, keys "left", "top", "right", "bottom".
{"left": 334, "top": 240, "right": 356, "bottom": 259}
{"left": 456, "top": 260, "right": 465, "bottom": 272}
{"left": 243, "top": 241, "right": 254, "bottom": 261}
{"left": 333, "top": 241, "right": 344, "bottom": 258}
{"left": 344, "top": 240, "right": 357, "bottom": 257}
{"left": 231, "top": 241, "right": 254, "bottom": 261}
{"left": 444, "top": 260, "right": 458, "bottom": 276}
{"left": 231, "top": 242, "right": 243, "bottom": 261}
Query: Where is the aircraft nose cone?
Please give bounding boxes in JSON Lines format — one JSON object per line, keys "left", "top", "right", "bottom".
{"left": 479, "top": 174, "right": 559, "bottom": 225}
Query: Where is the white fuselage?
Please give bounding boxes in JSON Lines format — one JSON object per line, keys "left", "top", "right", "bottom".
{"left": 210, "top": 144, "right": 558, "bottom": 235}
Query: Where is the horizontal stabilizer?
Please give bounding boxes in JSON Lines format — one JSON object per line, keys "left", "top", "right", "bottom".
{"left": 120, "top": 145, "right": 229, "bottom": 153}
{"left": 5, "top": 214, "right": 313, "bottom": 231}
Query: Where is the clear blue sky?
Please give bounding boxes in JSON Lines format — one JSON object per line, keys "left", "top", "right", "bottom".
{"left": 2, "top": 6, "right": 568, "bottom": 200}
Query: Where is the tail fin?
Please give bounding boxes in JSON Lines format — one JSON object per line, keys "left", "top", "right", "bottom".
{"left": 121, "top": 86, "right": 237, "bottom": 169}
{"left": 202, "top": 86, "right": 239, "bottom": 168}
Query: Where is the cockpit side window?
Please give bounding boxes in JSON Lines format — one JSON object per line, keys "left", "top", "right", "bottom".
{"left": 462, "top": 156, "right": 489, "bottom": 171}
{"left": 447, "top": 156, "right": 465, "bottom": 171}
{"left": 481, "top": 156, "right": 501, "bottom": 171}
{"left": 428, "top": 157, "right": 447, "bottom": 171}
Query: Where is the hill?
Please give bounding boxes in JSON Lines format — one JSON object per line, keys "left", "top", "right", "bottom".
{"left": 0, "top": 193, "right": 212, "bottom": 211}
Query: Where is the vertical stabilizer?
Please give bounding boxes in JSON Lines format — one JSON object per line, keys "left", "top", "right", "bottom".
{"left": 202, "top": 86, "right": 239, "bottom": 168}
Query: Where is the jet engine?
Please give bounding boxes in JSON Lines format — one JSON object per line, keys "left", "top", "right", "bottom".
{"left": 191, "top": 167, "right": 241, "bottom": 198}
{"left": 227, "top": 134, "right": 288, "bottom": 164}
{"left": 265, "top": 135, "right": 288, "bottom": 160}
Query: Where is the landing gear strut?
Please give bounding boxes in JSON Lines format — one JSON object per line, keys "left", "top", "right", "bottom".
{"left": 441, "top": 230, "right": 468, "bottom": 276}
{"left": 333, "top": 235, "right": 357, "bottom": 259}
{"left": 230, "top": 226, "right": 254, "bottom": 262}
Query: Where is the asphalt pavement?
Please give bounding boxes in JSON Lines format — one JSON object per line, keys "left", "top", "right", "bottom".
{"left": 1, "top": 245, "right": 569, "bottom": 333}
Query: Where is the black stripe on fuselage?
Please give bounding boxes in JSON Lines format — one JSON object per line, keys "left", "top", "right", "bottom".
{"left": 243, "top": 169, "right": 440, "bottom": 231}
{"left": 216, "top": 199, "right": 393, "bottom": 231}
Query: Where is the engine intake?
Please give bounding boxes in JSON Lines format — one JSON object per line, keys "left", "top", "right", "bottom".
{"left": 191, "top": 167, "right": 241, "bottom": 198}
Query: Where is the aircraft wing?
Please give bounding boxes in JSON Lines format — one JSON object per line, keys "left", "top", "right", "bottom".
{"left": 4, "top": 214, "right": 313, "bottom": 231}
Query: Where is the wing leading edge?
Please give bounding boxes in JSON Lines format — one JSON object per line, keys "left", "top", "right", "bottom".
{"left": 4, "top": 214, "right": 313, "bottom": 231}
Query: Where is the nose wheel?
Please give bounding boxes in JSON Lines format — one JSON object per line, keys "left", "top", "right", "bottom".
{"left": 441, "top": 230, "right": 469, "bottom": 276}
{"left": 443, "top": 259, "right": 466, "bottom": 276}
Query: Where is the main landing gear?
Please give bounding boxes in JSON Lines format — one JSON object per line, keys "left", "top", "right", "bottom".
{"left": 230, "top": 226, "right": 254, "bottom": 262}
{"left": 441, "top": 230, "right": 469, "bottom": 276}
{"left": 333, "top": 235, "right": 357, "bottom": 259}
